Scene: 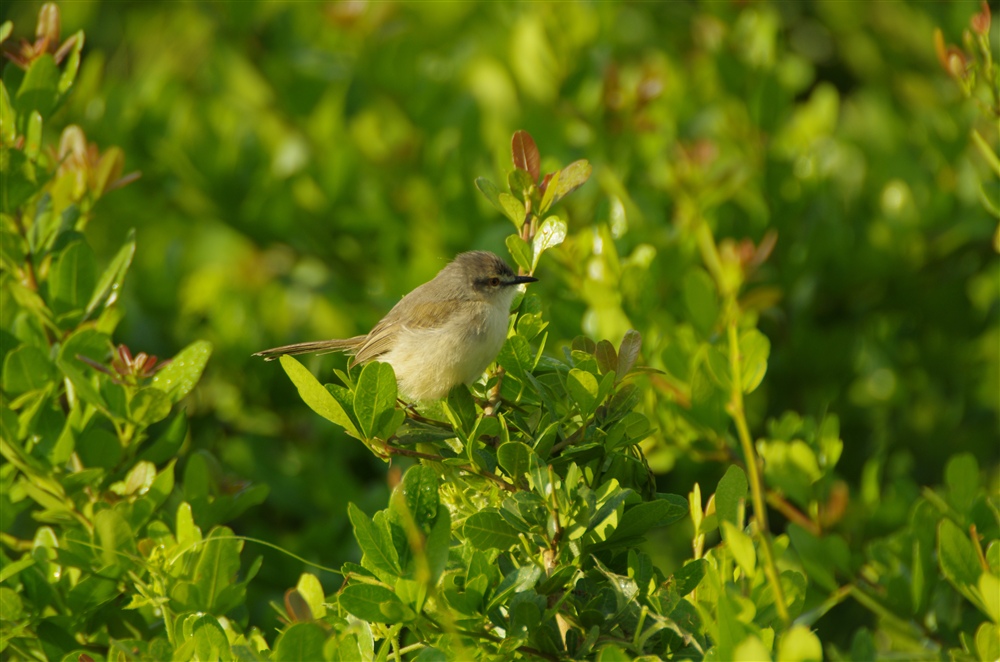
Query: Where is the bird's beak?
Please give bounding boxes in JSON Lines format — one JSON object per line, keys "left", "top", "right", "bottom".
{"left": 509, "top": 275, "right": 538, "bottom": 285}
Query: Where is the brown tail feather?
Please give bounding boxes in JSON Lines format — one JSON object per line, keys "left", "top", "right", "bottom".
{"left": 253, "top": 336, "right": 367, "bottom": 361}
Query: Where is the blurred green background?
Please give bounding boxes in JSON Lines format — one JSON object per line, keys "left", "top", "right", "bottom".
{"left": 4, "top": 0, "right": 996, "bottom": 646}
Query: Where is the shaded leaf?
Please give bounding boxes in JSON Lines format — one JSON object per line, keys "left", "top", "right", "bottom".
{"left": 506, "top": 234, "right": 532, "bottom": 273}
{"left": 340, "top": 584, "right": 409, "bottom": 623}
{"left": 605, "top": 494, "right": 688, "bottom": 544}
{"left": 617, "top": 330, "right": 642, "bottom": 378}
{"left": 348, "top": 502, "right": 400, "bottom": 579}
{"left": 354, "top": 361, "right": 398, "bottom": 440}
{"left": 464, "top": 510, "right": 521, "bottom": 551}
{"left": 2, "top": 345, "right": 56, "bottom": 394}
{"left": 497, "top": 442, "right": 532, "bottom": 480}
{"left": 595, "top": 340, "right": 617, "bottom": 375}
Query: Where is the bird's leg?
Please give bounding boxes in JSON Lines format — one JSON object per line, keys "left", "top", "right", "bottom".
{"left": 482, "top": 366, "right": 506, "bottom": 416}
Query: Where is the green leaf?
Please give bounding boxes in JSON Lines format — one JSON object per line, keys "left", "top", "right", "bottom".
{"left": 348, "top": 502, "right": 400, "bottom": 579}
{"left": 398, "top": 464, "right": 439, "bottom": 533}
{"left": 595, "top": 644, "right": 630, "bottom": 662}
{"left": 463, "top": 510, "right": 521, "bottom": 551}
{"left": 508, "top": 167, "right": 535, "bottom": 202}
{"left": 938, "top": 518, "right": 984, "bottom": 599}
{"left": 129, "top": 387, "right": 172, "bottom": 426}
{"left": 567, "top": 368, "right": 599, "bottom": 415}
{"left": 531, "top": 216, "right": 567, "bottom": 270}
{"left": 979, "top": 573, "right": 1000, "bottom": 624}
{"left": 340, "top": 584, "right": 409, "bottom": 623}
{"left": 673, "top": 559, "right": 706, "bottom": 597}
{"left": 295, "top": 573, "right": 327, "bottom": 619}
{"left": 59, "top": 352, "right": 110, "bottom": 414}
{"left": 0, "top": 587, "right": 23, "bottom": 621}
{"left": 539, "top": 159, "right": 592, "bottom": 213}
{"left": 443, "top": 384, "right": 476, "bottom": 437}
{"left": 274, "top": 622, "right": 327, "bottom": 662}
{"left": 425, "top": 507, "right": 451, "bottom": 584}
{"left": 722, "top": 521, "right": 757, "bottom": 579}
{"left": 497, "top": 442, "right": 532, "bottom": 480}
{"left": 739, "top": 329, "right": 770, "bottom": 393}
{"left": 95, "top": 508, "right": 135, "bottom": 568}
{"left": 499, "top": 192, "right": 526, "bottom": 228}
{"left": 605, "top": 494, "right": 687, "bottom": 544}
{"left": 354, "top": 361, "right": 398, "bottom": 440}
{"left": 277, "top": 356, "right": 359, "bottom": 436}
{"left": 2, "top": 345, "right": 56, "bottom": 394}
{"left": 506, "top": 234, "right": 532, "bottom": 273}
{"left": 151, "top": 340, "right": 212, "bottom": 404}
{"left": 194, "top": 527, "right": 242, "bottom": 613}
{"left": 776, "top": 625, "right": 822, "bottom": 662}
{"left": 758, "top": 440, "right": 821, "bottom": 508}
{"left": 475, "top": 177, "right": 505, "bottom": 213}
{"left": 25, "top": 110, "right": 42, "bottom": 160}
{"left": 85, "top": 230, "right": 136, "bottom": 316}
{"left": 976, "top": 622, "right": 1000, "bottom": 662}
{"left": 15, "top": 54, "right": 60, "bottom": 121}
{"left": 716, "top": 465, "right": 748, "bottom": 532}
{"left": 58, "top": 31, "right": 85, "bottom": 95}
{"left": 48, "top": 240, "right": 98, "bottom": 317}
{"left": 191, "top": 614, "right": 231, "bottom": 661}
{"left": 683, "top": 268, "right": 719, "bottom": 336}
{"left": 0, "top": 80, "right": 15, "bottom": 143}
{"left": 496, "top": 335, "right": 533, "bottom": 381}
{"left": 0, "top": 148, "right": 43, "bottom": 214}
{"left": 138, "top": 411, "right": 188, "bottom": 464}
{"left": 58, "top": 328, "right": 110, "bottom": 367}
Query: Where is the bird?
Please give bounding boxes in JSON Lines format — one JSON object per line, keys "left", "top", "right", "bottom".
{"left": 254, "top": 251, "right": 538, "bottom": 401}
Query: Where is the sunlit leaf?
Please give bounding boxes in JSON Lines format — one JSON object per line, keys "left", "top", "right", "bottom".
{"left": 531, "top": 216, "right": 566, "bottom": 270}
{"left": 151, "top": 340, "right": 212, "bottom": 405}
{"left": 276, "top": 356, "right": 358, "bottom": 437}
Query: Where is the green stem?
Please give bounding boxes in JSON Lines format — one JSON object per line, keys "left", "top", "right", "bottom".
{"left": 697, "top": 211, "right": 789, "bottom": 625}
{"left": 728, "top": 316, "right": 790, "bottom": 625}
{"left": 971, "top": 128, "right": 1000, "bottom": 178}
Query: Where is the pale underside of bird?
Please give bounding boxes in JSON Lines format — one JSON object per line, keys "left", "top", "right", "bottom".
{"left": 254, "top": 251, "right": 537, "bottom": 401}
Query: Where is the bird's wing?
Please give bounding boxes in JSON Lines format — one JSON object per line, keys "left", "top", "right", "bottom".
{"left": 351, "top": 299, "right": 459, "bottom": 366}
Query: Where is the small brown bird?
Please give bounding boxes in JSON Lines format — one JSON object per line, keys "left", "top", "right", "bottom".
{"left": 255, "top": 251, "right": 537, "bottom": 400}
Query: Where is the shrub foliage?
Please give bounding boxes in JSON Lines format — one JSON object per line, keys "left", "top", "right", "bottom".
{"left": 1, "top": 3, "right": 997, "bottom": 661}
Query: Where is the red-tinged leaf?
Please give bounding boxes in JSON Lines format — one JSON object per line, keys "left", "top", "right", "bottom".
{"left": 539, "top": 172, "right": 553, "bottom": 195}
{"left": 512, "top": 130, "right": 540, "bottom": 182}
{"left": 617, "top": 330, "right": 642, "bottom": 378}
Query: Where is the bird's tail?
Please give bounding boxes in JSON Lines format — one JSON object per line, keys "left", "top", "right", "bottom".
{"left": 253, "top": 336, "right": 367, "bottom": 362}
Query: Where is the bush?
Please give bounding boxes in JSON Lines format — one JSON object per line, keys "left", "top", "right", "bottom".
{"left": 1, "top": 2, "right": 997, "bottom": 660}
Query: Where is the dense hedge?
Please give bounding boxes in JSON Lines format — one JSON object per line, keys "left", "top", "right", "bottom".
{"left": 1, "top": 2, "right": 997, "bottom": 660}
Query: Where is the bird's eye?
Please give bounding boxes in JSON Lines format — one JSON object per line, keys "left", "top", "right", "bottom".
{"left": 489, "top": 277, "right": 501, "bottom": 287}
